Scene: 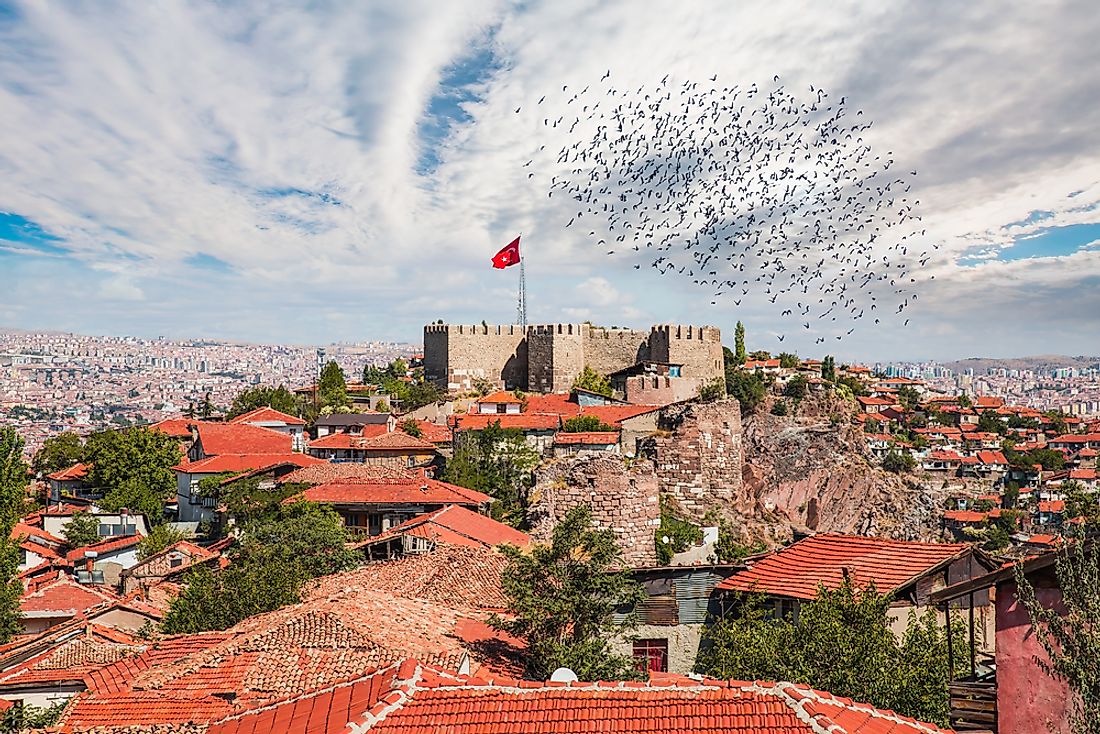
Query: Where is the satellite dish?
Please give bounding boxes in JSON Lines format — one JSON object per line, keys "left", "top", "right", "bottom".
{"left": 549, "top": 667, "right": 578, "bottom": 683}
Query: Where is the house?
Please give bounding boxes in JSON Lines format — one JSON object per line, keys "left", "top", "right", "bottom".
{"left": 65, "top": 534, "right": 143, "bottom": 587}
{"left": 932, "top": 548, "right": 1078, "bottom": 734}
{"left": 174, "top": 453, "right": 325, "bottom": 525}
{"left": 0, "top": 621, "right": 145, "bottom": 710}
{"left": 856, "top": 395, "right": 897, "bottom": 414}
{"left": 314, "top": 412, "right": 395, "bottom": 437}
{"left": 18, "top": 576, "right": 120, "bottom": 634}
{"left": 613, "top": 564, "right": 742, "bottom": 675}
{"left": 227, "top": 407, "right": 306, "bottom": 451}
{"left": 287, "top": 468, "right": 492, "bottom": 537}
{"left": 742, "top": 358, "right": 782, "bottom": 373}
{"left": 306, "top": 430, "right": 439, "bottom": 469}
{"left": 714, "top": 533, "right": 997, "bottom": 637}
{"left": 11, "top": 522, "right": 65, "bottom": 573}
{"left": 57, "top": 658, "right": 957, "bottom": 734}
{"left": 452, "top": 412, "right": 561, "bottom": 454}
{"left": 186, "top": 421, "right": 294, "bottom": 462}
{"left": 552, "top": 431, "right": 621, "bottom": 457}
{"left": 1034, "top": 500, "right": 1065, "bottom": 529}
{"left": 356, "top": 504, "right": 530, "bottom": 561}
{"left": 46, "top": 463, "right": 92, "bottom": 499}
{"left": 40, "top": 509, "right": 149, "bottom": 542}
{"left": 608, "top": 361, "right": 700, "bottom": 405}
{"left": 474, "top": 390, "right": 525, "bottom": 414}
{"left": 1049, "top": 432, "right": 1100, "bottom": 452}
{"left": 121, "top": 540, "right": 220, "bottom": 595}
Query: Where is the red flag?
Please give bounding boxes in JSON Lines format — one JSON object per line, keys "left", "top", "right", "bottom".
{"left": 491, "top": 236, "right": 521, "bottom": 269}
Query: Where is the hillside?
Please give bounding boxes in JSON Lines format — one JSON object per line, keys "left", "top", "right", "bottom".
{"left": 943, "top": 354, "right": 1100, "bottom": 373}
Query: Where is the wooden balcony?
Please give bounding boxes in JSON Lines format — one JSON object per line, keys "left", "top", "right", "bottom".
{"left": 949, "top": 679, "right": 996, "bottom": 733}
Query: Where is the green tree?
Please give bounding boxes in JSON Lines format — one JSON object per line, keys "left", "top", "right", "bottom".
{"left": 821, "top": 355, "right": 836, "bottom": 382}
{"left": 226, "top": 385, "right": 299, "bottom": 419}
{"left": 317, "top": 361, "right": 351, "bottom": 410}
{"left": 62, "top": 511, "right": 102, "bottom": 549}
{"left": 198, "top": 391, "right": 216, "bottom": 419}
{"left": 31, "top": 432, "right": 85, "bottom": 476}
{"left": 374, "top": 398, "right": 390, "bottom": 414}
{"left": 771, "top": 399, "right": 789, "bottom": 416}
{"left": 838, "top": 375, "right": 868, "bottom": 397}
{"left": 400, "top": 419, "right": 423, "bottom": 438}
{"left": 896, "top": 386, "right": 921, "bottom": 412}
{"left": 99, "top": 479, "right": 166, "bottom": 524}
{"left": 784, "top": 374, "right": 808, "bottom": 400}
{"left": 1016, "top": 540, "right": 1100, "bottom": 733}
{"left": 572, "top": 365, "right": 613, "bottom": 397}
{"left": 0, "top": 428, "right": 31, "bottom": 529}
{"left": 734, "top": 321, "right": 747, "bottom": 366}
{"left": 385, "top": 358, "right": 408, "bottom": 379}
{"left": 698, "top": 580, "right": 964, "bottom": 727}
{"left": 655, "top": 503, "right": 703, "bottom": 565}
{"left": 958, "top": 392, "right": 972, "bottom": 408}
{"left": 562, "top": 415, "right": 615, "bottom": 433}
{"left": 1063, "top": 482, "right": 1100, "bottom": 526}
{"left": 83, "top": 427, "right": 181, "bottom": 499}
{"left": 748, "top": 350, "right": 771, "bottom": 361}
{"left": 493, "top": 505, "right": 644, "bottom": 680}
{"left": 444, "top": 422, "right": 540, "bottom": 526}
{"left": 697, "top": 378, "right": 726, "bottom": 402}
{"left": 882, "top": 450, "right": 916, "bottom": 474}
{"left": 0, "top": 429, "right": 28, "bottom": 644}
{"left": 977, "top": 411, "right": 1005, "bottom": 435}
{"left": 162, "top": 502, "right": 356, "bottom": 633}
{"left": 0, "top": 700, "right": 66, "bottom": 732}
{"left": 362, "top": 363, "right": 386, "bottom": 385}
{"left": 137, "top": 524, "right": 188, "bottom": 560}
{"left": 401, "top": 380, "right": 443, "bottom": 411}
{"left": 777, "top": 352, "right": 800, "bottom": 369}
{"left": 1045, "top": 410, "right": 1069, "bottom": 436}
{"left": 726, "top": 371, "right": 767, "bottom": 416}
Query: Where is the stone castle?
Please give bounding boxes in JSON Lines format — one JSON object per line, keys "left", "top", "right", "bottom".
{"left": 424, "top": 322, "right": 723, "bottom": 393}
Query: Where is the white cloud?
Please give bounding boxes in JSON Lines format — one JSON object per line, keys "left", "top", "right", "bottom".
{"left": 0, "top": 0, "right": 1097, "bottom": 358}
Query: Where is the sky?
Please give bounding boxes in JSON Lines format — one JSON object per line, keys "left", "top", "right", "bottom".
{"left": 1, "top": 1, "right": 1099, "bottom": 361}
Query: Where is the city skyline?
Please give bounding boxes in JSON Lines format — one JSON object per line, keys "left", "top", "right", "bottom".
{"left": 1, "top": 1, "right": 1099, "bottom": 359}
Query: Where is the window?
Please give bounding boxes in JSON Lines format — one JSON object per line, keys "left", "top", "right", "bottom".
{"left": 633, "top": 638, "right": 668, "bottom": 674}
{"left": 170, "top": 557, "right": 183, "bottom": 568}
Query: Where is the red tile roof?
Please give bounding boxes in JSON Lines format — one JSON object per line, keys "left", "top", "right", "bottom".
{"left": 976, "top": 450, "right": 1008, "bottom": 465}
{"left": 295, "top": 477, "right": 490, "bottom": 507}
{"left": 308, "top": 544, "right": 512, "bottom": 612}
{"left": 403, "top": 420, "right": 452, "bottom": 444}
{"left": 943, "top": 510, "right": 988, "bottom": 524}
{"left": 477, "top": 391, "right": 524, "bottom": 404}
{"left": 174, "top": 453, "right": 324, "bottom": 474}
{"left": 0, "top": 626, "right": 144, "bottom": 688}
{"left": 228, "top": 406, "right": 306, "bottom": 426}
{"left": 309, "top": 431, "right": 437, "bottom": 452}
{"left": 150, "top": 418, "right": 208, "bottom": 438}
{"left": 279, "top": 463, "right": 415, "bottom": 485}
{"left": 58, "top": 689, "right": 236, "bottom": 731}
{"left": 363, "top": 506, "right": 530, "bottom": 551}
{"left": 65, "top": 533, "right": 142, "bottom": 560}
{"left": 1038, "top": 501, "right": 1065, "bottom": 513}
{"left": 194, "top": 422, "right": 293, "bottom": 455}
{"left": 454, "top": 413, "right": 561, "bottom": 431}
{"left": 553, "top": 431, "right": 620, "bottom": 445}
{"left": 715, "top": 533, "right": 971, "bottom": 600}
{"left": 201, "top": 660, "right": 953, "bottom": 734}
{"left": 83, "top": 632, "right": 233, "bottom": 695}
{"left": 20, "top": 576, "right": 118, "bottom": 617}
{"left": 47, "top": 462, "right": 89, "bottom": 482}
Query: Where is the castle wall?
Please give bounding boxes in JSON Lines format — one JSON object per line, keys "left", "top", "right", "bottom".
{"left": 581, "top": 325, "right": 651, "bottom": 378}
{"left": 529, "top": 455, "right": 660, "bottom": 567}
{"left": 423, "top": 324, "right": 527, "bottom": 392}
{"left": 649, "top": 325, "right": 724, "bottom": 386}
{"left": 528, "top": 324, "right": 585, "bottom": 393}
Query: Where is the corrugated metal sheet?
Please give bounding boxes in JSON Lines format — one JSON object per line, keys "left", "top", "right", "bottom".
{"left": 673, "top": 572, "right": 720, "bottom": 625}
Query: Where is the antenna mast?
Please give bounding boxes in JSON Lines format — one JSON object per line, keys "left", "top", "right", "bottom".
{"left": 516, "top": 258, "right": 528, "bottom": 329}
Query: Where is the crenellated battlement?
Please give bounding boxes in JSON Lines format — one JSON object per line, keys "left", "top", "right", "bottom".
{"left": 424, "top": 321, "right": 723, "bottom": 393}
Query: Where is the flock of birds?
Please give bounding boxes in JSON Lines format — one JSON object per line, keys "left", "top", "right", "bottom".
{"left": 516, "top": 73, "right": 932, "bottom": 343}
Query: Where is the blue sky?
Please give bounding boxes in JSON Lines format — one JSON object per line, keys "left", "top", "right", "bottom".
{"left": 1, "top": 0, "right": 1099, "bottom": 360}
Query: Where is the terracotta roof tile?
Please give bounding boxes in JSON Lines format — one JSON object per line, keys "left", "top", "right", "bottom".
{"left": 194, "top": 423, "right": 293, "bottom": 455}
{"left": 715, "top": 533, "right": 970, "bottom": 600}
{"left": 553, "top": 431, "right": 620, "bottom": 445}
{"left": 228, "top": 407, "right": 306, "bottom": 426}
{"left": 454, "top": 413, "right": 561, "bottom": 431}
{"left": 295, "top": 477, "right": 490, "bottom": 507}
{"left": 47, "top": 462, "right": 90, "bottom": 482}
{"left": 360, "top": 506, "right": 530, "bottom": 551}
{"left": 174, "top": 453, "right": 324, "bottom": 474}
{"left": 20, "top": 576, "right": 118, "bottom": 617}
{"left": 65, "top": 533, "right": 142, "bottom": 561}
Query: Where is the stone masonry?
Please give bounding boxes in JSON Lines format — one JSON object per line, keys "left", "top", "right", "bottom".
{"left": 639, "top": 399, "right": 744, "bottom": 521}
{"left": 424, "top": 322, "right": 722, "bottom": 393}
{"left": 528, "top": 455, "right": 660, "bottom": 567}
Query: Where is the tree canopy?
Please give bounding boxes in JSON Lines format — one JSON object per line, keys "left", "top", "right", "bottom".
{"left": 697, "top": 580, "right": 965, "bottom": 727}
{"left": 83, "top": 427, "right": 181, "bottom": 524}
{"left": 725, "top": 370, "right": 767, "bottom": 416}
{"left": 562, "top": 415, "right": 615, "bottom": 433}
{"left": 733, "top": 321, "right": 746, "bottom": 366}
{"left": 62, "top": 511, "right": 102, "bottom": 549}
{"left": 162, "top": 501, "right": 357, "bottom": 634}
{"left": 571, "top": 365, "right": 613, "bottom": 397}
{"left": 493, "top": 505, "right": 644, "bottom": 681}
{"left": 226, "top": 385, "right": 299, "bottom": 419}
{"left": 444, "top": 421, "right": 540, "bottom": 526}
{"left": 31, "top": 432, "right": 84, "bottom": 476}
{"left": 0, "top": 428, "right": 28, "bottom": 643}
{"left": 317, "top": 361, "right": 350, "bottom": 410}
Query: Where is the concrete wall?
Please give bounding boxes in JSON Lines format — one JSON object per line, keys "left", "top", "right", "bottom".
{"left": 611, "top": 623, "right": 704, "bottom": 676}
{"left": 529, "top": 455, "right": 660, "bottom": 566}
{"left": 996, "top": 575, "right": 1072, "bottom": 734}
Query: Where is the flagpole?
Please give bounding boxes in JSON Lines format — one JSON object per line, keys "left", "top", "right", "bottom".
{"left": 517, "top": 256, "right": 527, "bottom": 329}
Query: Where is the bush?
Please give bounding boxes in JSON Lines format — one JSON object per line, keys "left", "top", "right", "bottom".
{"left": 137, "top": 524, "right": 188, "bottom": 560}
{"left": 62, "top": 511, "right": 102, "bottom": 549}
{"left": 562, "top": 415, "right": 615, "bottom": 433}
{"left": 882, "top": 450, "right": 916, "bottom": 474}
{"left": 771, "top": 400, "right": 789, "bottom": 416}
{"left": 697, "top": 378, "right": 726, "bottom": 403}
{"left": 784, "top": 374, "right": 808, "bottom": 400}
{"left": 726, "top": 371, "right": 766, "bottom": 416}
{"left": 655, "top": 510, "right": 703, "bottom": 565}
{"left": 572, "top": 366, "right": 613, "bottom": 397}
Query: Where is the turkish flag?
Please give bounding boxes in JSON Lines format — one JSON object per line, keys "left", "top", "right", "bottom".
{"left": 491, "top": 237, "right": 521, "bottom": 268}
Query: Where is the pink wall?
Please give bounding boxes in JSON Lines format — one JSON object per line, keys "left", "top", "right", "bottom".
{"left": 995, "top": 576, "right": 1072, "bottom": 734}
